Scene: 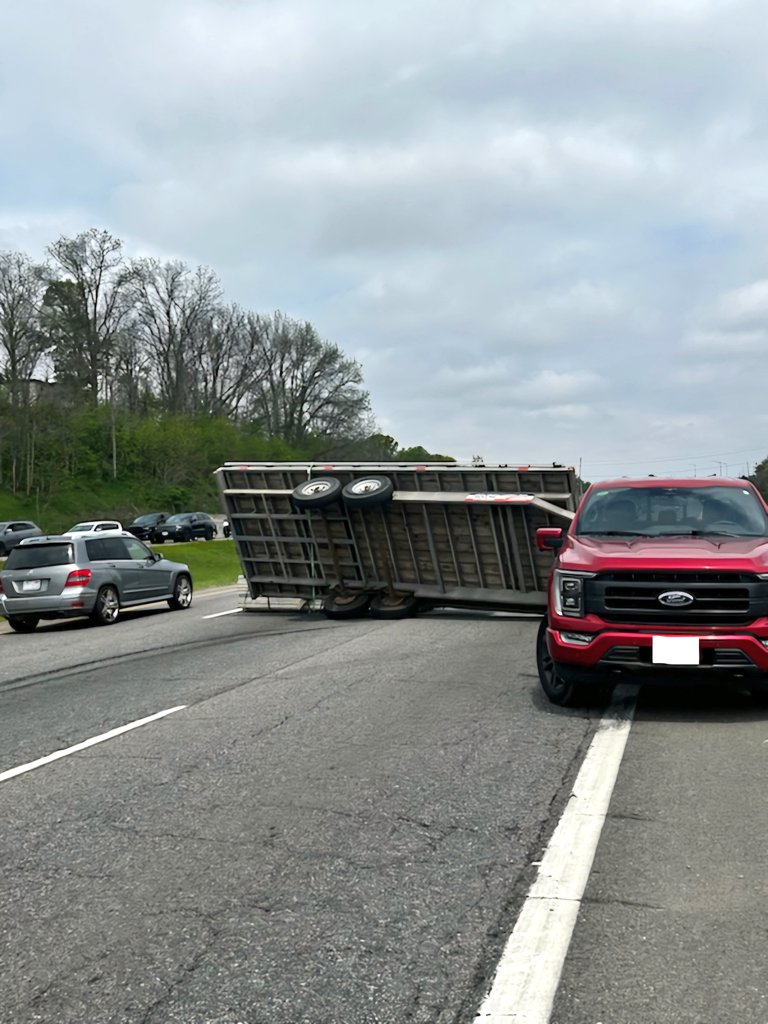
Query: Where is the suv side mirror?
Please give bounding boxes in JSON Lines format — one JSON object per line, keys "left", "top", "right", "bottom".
{"left": 536, "top": 527, "right": 565, "bottom": 552}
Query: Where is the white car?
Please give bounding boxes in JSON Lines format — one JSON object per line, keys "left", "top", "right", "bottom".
{"left": 63, "top": 520, "right": 124, "bottom": 537}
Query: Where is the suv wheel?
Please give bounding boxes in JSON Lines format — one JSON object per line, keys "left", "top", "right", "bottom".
{"left": 90, "top": 585, "right": 120, "bottom": 626}
{"left": 168, "top": 574, "right": 193, "bottom": 610}
{"left": 7, "top": 615, "right": 39, "bottom": 633}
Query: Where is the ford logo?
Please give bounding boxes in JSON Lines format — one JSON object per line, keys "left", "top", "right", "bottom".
{"left": 658, "top": 590, "right": 695, "bottom": 607}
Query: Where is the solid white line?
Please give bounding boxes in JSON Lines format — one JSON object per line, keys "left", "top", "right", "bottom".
{"left": 474, "top": 686, "right": 637, "bottom": 1023}
{"left": 0, "top": 705, "right": 187, "bottom": 784}
{"left": 202, "top": 608, "right": 243, "bottom": 619}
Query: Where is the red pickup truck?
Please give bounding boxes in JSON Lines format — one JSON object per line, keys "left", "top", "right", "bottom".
{"left": 536, "top": 477, "right": 768, "bottom": 705}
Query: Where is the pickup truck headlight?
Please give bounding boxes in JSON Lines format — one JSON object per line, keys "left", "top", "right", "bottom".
{"left": 553, "top": 570, "right": 595, "bottom": 618}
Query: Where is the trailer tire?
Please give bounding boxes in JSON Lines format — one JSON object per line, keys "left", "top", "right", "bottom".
{"left": 292, "top": 477, "right": 343, "bottom": 510}
{"left": 536, "top": 618, "right": 605, "bottom": 707}
{"left": 370, "top": 593, "right": 417, "bottom": 619}
{"left": 342, "top": 475, "right": 394, "bottom": 508}
{"left": 322, "top": 592, "right": 371, "bottom": 619}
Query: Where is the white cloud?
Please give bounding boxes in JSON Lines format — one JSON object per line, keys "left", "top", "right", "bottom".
{"left": 1, "top": 0, "right": 768, "bottom": 478}
{"left": 519, "top": 370, "right": 605, "bottom": 405}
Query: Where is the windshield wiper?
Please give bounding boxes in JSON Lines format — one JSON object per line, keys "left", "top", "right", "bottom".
{"left": 687, "top": 529, "right": 754, "bottom": 538}
{"left": 579, "top": 530, "right": 649, "bottom": 537}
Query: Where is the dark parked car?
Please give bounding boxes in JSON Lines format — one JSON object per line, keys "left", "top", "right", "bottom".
{"left": 0, "top": 532, "right": 193, "bottom": 632}
{"left": 127, "top": 512, "right": 169, "bottom": 541}
{"left": 152, "top": 512, "right": 217, "bottom": 543}
{"left": 0, "top": 521, "right": 44, "bottom": 557}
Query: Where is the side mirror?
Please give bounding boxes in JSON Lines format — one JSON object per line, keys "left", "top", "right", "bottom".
{"left": 151, "top": 550, "right": 163, "bottom": 562}
{"left": 536, "top": 527, "right": 565, "bottom": 552}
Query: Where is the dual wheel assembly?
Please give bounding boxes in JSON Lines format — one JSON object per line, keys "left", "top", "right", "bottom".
{"left": 291, "top": 474, "right": 394, "bottom": 511}
{"left": 291, "top": 474, "right": 414, "bottom": 620}
{"left": 322, "top": 589, "right": 417, "bottom": 620}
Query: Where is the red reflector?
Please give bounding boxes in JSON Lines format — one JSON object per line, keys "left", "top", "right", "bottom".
{"left": 65, "top": 568, "right": 92, "bottom": 588}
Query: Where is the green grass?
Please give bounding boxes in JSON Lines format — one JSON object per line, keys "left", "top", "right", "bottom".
{"left": 0, "top": 538, "right": 243, "bottom": 590}
{"left": 153, "top": 540, "right": 243, "bottom": 590}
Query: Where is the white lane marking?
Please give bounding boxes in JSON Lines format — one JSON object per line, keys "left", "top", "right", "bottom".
{"left": 0, "top": 705, "right": 187, "bottom": 784}
{"left": 202, "top": 608, "right": 243, "bottom": 619}
{"left": 474, "top": 685, "right": 637, "bottom": 1023}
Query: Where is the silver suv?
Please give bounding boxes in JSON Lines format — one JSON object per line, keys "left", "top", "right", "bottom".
{"left": 0, "top": 533, "right": 193, "bottom": 633}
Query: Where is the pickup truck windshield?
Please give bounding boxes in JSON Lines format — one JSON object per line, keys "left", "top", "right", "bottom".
{"left": 575, "top": 485, "right": 768, "bottom": 538}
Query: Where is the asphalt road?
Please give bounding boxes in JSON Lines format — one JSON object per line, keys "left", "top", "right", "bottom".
{"left": 1, "top": 593, "right": 766, "bottom": 1024}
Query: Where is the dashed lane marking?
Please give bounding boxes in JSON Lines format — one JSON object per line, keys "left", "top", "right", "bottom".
{"left": 0, "top": 705, "right": 187, "bottom": 784}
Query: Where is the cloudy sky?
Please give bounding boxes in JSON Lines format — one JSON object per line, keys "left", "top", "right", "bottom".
{"left": 2, "top": 0, "right": 767, "bottom": 480}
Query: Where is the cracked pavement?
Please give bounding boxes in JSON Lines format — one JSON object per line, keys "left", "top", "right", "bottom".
{"left": 0, "top": 598, "right": 595, "bottom": 1023}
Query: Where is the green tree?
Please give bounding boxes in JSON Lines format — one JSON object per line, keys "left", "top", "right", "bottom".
{"left": 46, "top": 229, "right": 134, "bottom": 405}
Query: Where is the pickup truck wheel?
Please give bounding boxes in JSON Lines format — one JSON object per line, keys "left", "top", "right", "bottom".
{"left": 323, "top": 592, "right": 371, "bottom": 619}
{"left": 536, "top": 618, "right": 602, "bottom": 707}
{"left": 342, "top": 475, "right": 394, "bottom": 508}
{"left": 293, "top": 477, "right": 343, "bottom": 510}
{"left": 7, "top": 615, "right": 39, "bottom": 633}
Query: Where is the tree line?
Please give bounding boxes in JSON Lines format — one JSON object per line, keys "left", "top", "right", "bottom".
{"left": 0, "top": 228, "right": 453, "bottom": 511}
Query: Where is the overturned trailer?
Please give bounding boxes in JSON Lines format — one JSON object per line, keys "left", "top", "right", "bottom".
{"left": 214, "top": 462, "right": 578, "bottom": 617}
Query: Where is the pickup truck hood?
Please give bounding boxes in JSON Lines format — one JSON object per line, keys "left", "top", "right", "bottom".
{"left": 560, "top": 534, "right": 768, "bottom": 574}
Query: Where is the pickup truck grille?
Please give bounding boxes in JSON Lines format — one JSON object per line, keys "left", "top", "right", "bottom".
{"left": 588, "top": 571, "right": 767, "bottom": 625}
{"left": 603, "top": 645, "right": 754, "bottom": 667}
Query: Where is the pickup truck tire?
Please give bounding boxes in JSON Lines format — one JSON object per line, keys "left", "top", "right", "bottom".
{"left": 370, "top": 593, "right": 417, "bottom": 619}
{"left": 342, "top": 475, "right": 394, "bottom": 508}
{"left": 292, "top": 477, "right": 343, "bottom": 510}
{"left": 748, "top": 680, "right": 768, "bottom": 702}
{"left": 323, "top": 591, "right": 371, "bottom": 619}
{"left": 536, "top": 618, "right": 604, "bottom": 707}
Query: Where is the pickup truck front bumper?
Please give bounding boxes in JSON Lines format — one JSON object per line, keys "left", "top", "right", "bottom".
{"left": 547, "top": 624, "right": 768, "bottom": 683}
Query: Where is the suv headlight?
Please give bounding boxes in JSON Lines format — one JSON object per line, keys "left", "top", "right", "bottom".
{"left": 553, "top": 569, "right": 595, "bottom": 618}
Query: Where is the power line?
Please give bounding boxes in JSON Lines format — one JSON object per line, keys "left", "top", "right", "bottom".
{"left": 584, "top": 446, "right": 766, "bottom": 467}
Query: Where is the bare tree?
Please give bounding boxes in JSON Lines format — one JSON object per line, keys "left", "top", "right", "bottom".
{"left": 0, "top": 251, "right": 50, "bottom": 406}
{"left": 191, "top": 305, "right": 270, "bottom": 418}
{"left": 45, "top": 228, "right": 135, "bottom": 404}
{"left": 131, "top": 258, "right": 222, "bottom": 414}
{"left": 0, "top": 251, "right": 52, "bottom": 492}
{"left": 248, "top": 312, "right": 373, "bottom": 445}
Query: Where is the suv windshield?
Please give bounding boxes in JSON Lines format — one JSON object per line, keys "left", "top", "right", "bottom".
{"left": 5, "top": 543, "right": 74, "bottom": 568}
{"left": 575, "top": 485, "right": 768, "bottom": 538}
{"left": 165, "top": 514, "right": 191, "bottom": 524}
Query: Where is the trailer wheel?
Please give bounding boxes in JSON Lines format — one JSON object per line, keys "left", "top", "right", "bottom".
{"left": 342, "top": 475, "right": 394, "bottom": 508}
{"left": 536, "top": 618, "right": 604, "bottom": 707}
{"left": 323, "top": 592, "right": 371, "bottom": 619}
{"left": 370, "top": 593, "right": 417, "bottom": 619}
{"left": 292, "top": 477, "right": 343, "bottom": 510}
